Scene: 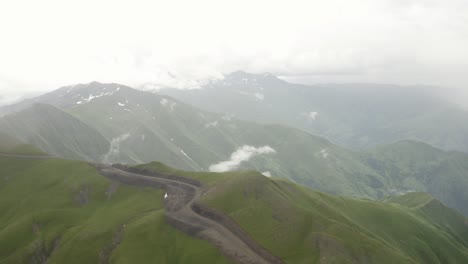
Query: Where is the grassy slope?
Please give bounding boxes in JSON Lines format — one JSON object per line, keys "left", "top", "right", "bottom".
{"left": 66, "top": 86, "right": 211, "bottom": 169}
{"left": 140, "top": 162, "right": 468, "bottom": 264}
{"left": 365, "top": 140, "right": 468, "bottom": 215}
{"left": 62, "top": 91, "right": 468, "bottom": 216}
{"left": 26, "top": 83, "right": 373, "bottom": 192}
{"left": 0, "top": 156, "right": 229, "bottom": 264}
{"left": 1, "top": 153, "right": 467, "bottom": 263}
{"left": 0, "top": 104, "right": 109, "bottom": 161}
{"left": 31, "top": 84, "right": 467, "bottom": 217}
{"left": 64, "top": 87, "right": 384, "bottom": 200}
{"left": 202, "top": 176, "right": 468, "bottom": 263}
{"left": 0, "top": 133, "right": 45, "bottom": 156}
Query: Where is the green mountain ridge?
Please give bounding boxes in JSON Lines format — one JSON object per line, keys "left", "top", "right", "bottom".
{"left": 1, "top": 142, "right": 467, "bottom": 263}
{"left": 0, "top": 103, "right": 109, "bottom": 161}
{"left": 364, "top": 140, "right": 468, "bottom": 215}
{"left": 0, "top": 158, "right": 229, "bottom": 263}
{"left": 0, "top": 132, "right": 45, "bottom": 156}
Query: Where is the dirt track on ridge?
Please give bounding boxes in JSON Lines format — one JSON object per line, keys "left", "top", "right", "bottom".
{"left": 96, "top": 164, "right": 284, "bottom": 264}
{"left": 0, "top": 152, "right": 284, "bottom": 264}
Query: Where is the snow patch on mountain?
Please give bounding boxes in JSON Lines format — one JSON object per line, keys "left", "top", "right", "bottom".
{"left": 262, "top": 171, "right": 272, "bottom": 177}
{"left": 72, "top": 85, "right": 120, "bottom": 104}
{"left": 180, "top": 149, "right": 195, "bottom": 162}
{"left": 74, "top": 94, "right": 99, "bottom": 104}
{"left": 160, "top": 98, "right": 176, "bottom": 111}
{"left": 389, "top": 189, "right": 417, "bottom": 196}
{"left": 209, "top": 145, "right": 276, "bottom": 172}
{"left": 65, "top": 86, "right": 74, "bottom": 95}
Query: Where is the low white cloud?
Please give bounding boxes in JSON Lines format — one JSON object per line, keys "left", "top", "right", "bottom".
{"left": 262, "top": 171, "right": 272, "bottom": 177}
{"left": 209, "top": 145, "right": 276, "bottom": 172}
{"left": 1, "top": 0, "right": 467, "bottom": 106}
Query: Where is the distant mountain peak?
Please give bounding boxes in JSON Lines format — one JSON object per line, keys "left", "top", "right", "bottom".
{"left": 224, "top": 71, "right": 280, "bottom": 81}
{"left": 205, "top": 71, "right": 284, "bottom": 91}
{"left": 59, "top": 81, "right": 127, "bottom": 93}
{"left": 46, "top": 82, "right": 128, "bottom": 107}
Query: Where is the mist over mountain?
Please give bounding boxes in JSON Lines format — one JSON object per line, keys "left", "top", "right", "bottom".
{"left": 160, "top": 71, "right": 468, "bottom": 152}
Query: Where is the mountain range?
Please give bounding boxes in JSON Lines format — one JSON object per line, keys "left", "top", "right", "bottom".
{"left": 160, "top": 71, "right": 468, "bottom": 153}
{"left": 1, "top": 80, "right": 468, "bottom": 217}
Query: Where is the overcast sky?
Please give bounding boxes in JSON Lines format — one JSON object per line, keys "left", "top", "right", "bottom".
{"left": 0, "top": 0, "right": 467, "bottom": 106}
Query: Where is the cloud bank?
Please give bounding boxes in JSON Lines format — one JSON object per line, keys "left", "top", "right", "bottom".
{"left": 209, "top": 145, "right": 276, "bottom": 172}
{"left": 0, "top": 0, "right": 467, "bottom": 106}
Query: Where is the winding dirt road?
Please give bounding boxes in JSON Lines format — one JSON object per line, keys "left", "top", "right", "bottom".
{"left": 96, "top": 164, "right": 284, "bottom": 264}
{"left": 0, "top": 152, "right": 283, "bottom": 264}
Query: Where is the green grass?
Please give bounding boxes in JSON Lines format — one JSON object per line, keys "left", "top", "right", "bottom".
{"left": 110, "top": 210, "right": 228, "bottom": 264}
{"left": 366, "top": 140, "right": 468, "bottom": 215}
{"left": 0, "top": 156, "right": 230, "bottom": 264}
{"left": 1, "top": 142, "right": 468, "bottom": 263}
{"left": 0, "top": 133, "right": 44, "bottom": 156}
{"left": 137, "top": 163, "right": 468, "bottom": 264}
{"left": 0, "top": 104, "right": 110, "bottom": 161}
{"left": 137, "top": 161, "right": 237, "bottom": 186}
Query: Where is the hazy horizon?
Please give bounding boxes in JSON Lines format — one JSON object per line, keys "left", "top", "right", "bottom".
{"left": 1, "top": 72, "right": 465, "bottom": 110}
{"left": 1, "top": 0, "right": 467, "bottom": 106}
